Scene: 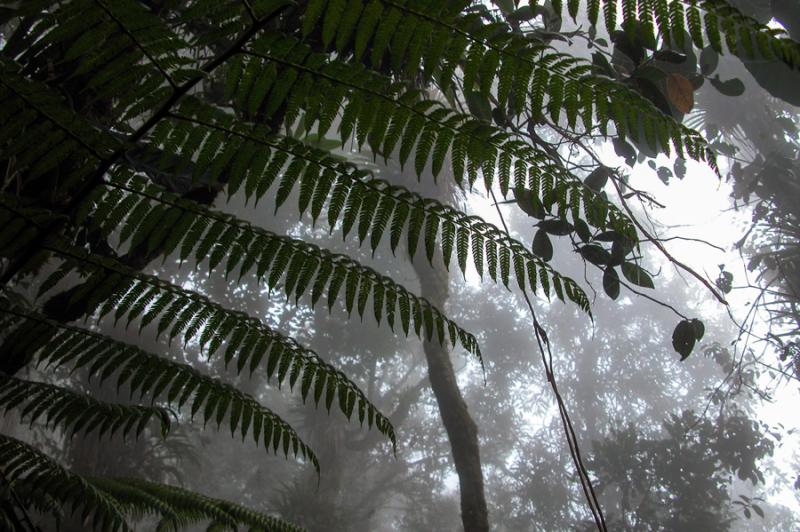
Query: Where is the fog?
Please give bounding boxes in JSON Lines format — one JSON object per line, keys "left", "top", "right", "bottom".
{"left": 2, "top": 2, "right": 799, "bottom": 531}
{"left": 46, "top": 68, "right": 800, "bottom": 530}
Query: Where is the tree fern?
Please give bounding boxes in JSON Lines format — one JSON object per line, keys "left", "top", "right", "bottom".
{"left": 0, "top": 374, "right": 171, "bottom": 441}
{"left": 4, "top": 0, "right": 193, "bottom": 123}
{"left": 0, "top": 60, "right": 117, "bottom": 191}
{"left": 1, "top": 0, "right": 794, "bottom": 529}
{"left": 91, "top": 477, "right": 304, "bottom": 532}
{"left": 0, "top": 434, "right": 131, "bottom": 531}
{"left": 78, "top": 172, "right": 481, "bottom": 359}
{"left": 295, "top": 0, "right": 719, "bottom": 170}
{"left": 0, "top": 303, "right": 321, "bottom": 468}
{"left": 26, "top": 242, "right": 395, "bottom": 448}
{"left": 143, "top": 102, "right": 595, "bottom": 311}
{"left": 0, "top": 434, "right": 300, "bottom": 532}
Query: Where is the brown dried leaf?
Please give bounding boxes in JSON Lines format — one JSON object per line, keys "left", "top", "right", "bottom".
{"left": 666, "top": 73, "right": 694, "bottom": 114}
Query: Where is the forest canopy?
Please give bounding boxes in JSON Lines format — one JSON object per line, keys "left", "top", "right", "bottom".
{"left": 0, "top": 0, "right": 799, "bottom": 531}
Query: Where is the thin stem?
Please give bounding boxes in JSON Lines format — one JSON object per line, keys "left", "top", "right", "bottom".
{"left": 489, "top": 188, "right": 608, "bottom": 532}
{"left": 552, "top": 123, "right": 729, "bottom": 305}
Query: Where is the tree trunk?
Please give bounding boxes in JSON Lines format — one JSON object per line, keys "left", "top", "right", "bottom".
{"left": 412, "top": 256, "right": 489, "bottom": 532}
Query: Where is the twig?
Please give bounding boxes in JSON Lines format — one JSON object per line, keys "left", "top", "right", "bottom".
{"left": 611, "top": 175, "right": 729, "bottom": 304}
{"left": 489, "top": 189, "right": 608, "bottom": 532}
{"left": 549, "top": 123, "right": 730, "bottom": 305}
{"left": 639, "top": 235, "right": 726, "bottom": 252}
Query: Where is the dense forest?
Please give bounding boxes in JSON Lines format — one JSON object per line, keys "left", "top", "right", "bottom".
{"left": 0, "top": 0, "right": 799, "bottom": 530}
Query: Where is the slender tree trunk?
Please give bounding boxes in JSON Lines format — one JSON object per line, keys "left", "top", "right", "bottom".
{"left": 412, "top": 256, "right": 489, "bottom": 532}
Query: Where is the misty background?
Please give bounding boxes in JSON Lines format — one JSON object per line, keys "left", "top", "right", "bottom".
{"left": 2, "top": 1, "right": 799, "bottom": 530}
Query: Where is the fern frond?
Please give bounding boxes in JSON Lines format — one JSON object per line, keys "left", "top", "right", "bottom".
{"left": 0, "top": 197, "right": 63, "bottom": 264}
{"left": 81, "top": 171, "right": 478, "bottom": 366}
{"left": 232, "top": 32, "right": 686, "bottom": 204}
{"left": 0, "top": 434, "right": 301, "bottom": 531}
{"left": 301, "top": 0, "right": 462, "bottom": 78}
{"left": 19, "top": 237, "right": 396, "bottom": 450}
{"left": 92, "top": 477, "right": 304, "bottom": 532}
{"left": 0, "top": 374, "right": 171, "bottom": 440}
{"left": 0, "top": 434, "right": 131, "bottom": 532}
{"left": 5, "top": 0, "right": 193, "bottom": 120}
{"left": 0, "top": 60, "right": 118, "bottom": 188}
{"left": 293, "top": 1, "right": 718, "bottom": 172}
{"left": 232, "top": 34, "right": 524, "bottom": 188}
{"left": 153, "top": 109, "right": 592, "bottom": 316}
{"left": 0, "top": 1, "right": 750, "bottom": 528}
{"left": 91, "top": 0, "right": 194, "bottom": 83}
{"left": 173, "top": 1, "right": 258, "bottom": 47}
{"left": 228, "top": 35, "right": 560, "bottom": 186}
{"left": 550, "top": 0, "right": 800, "bottom": 67}
{"left": 0, "top": 304, "right": 319, "bottom": 470}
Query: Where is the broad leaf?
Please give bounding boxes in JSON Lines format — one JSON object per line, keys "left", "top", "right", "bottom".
{"left": 621, "top": 262, "right": 654, "bottom": 288}
{"left": 602, "top": 267, "right": 620, "bottom": 299}
{"left": 532, "top": 229, "right": 553, "bottom": 262}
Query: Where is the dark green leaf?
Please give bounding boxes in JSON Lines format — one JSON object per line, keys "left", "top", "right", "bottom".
{"left": 574, "top": 219, "right": 592, "bottom": 242}
{"left": 672, "top": 319, "right": 697, "bottom": 360}
{"left": 710, "top": 76, "right": 745, "bottom": 96}
{"left": 513, "top": 188, "right": 546, "bottom": 219}
{"left": 508, "top": 6, "right": 535, "bottom": 22}
{"left": 621, "top": 262, "right": 654, "bottom": 288}
{"left": 466, "top": 91, "right": 492, "bottom": 122}
{"left": 612, "top": 137, "right": 636, "bottom": 165}
{"left": 584, "top": 166, "right": 611, "bottom": 191}
{"left": 603, "top": 267, "right": 620, "bottom": 299}
{"left": 538, "top": 219, "right": 573, "bottom": 236}
{"left": 653, "top": 49, "right": 688, "bottom": 64}
{"left": 594, "top": 230, "right": 618, "bottom": 242}
{"left": 699, "top": 46, "right": 719, "bottom": 75}
{"left": 610, "top": 237, "right": 635, "bottom": 265}
{"left": 673, "top": 158, "right": 686, "bottom": 179}
{"left": 580, "top": 244, "right": 610, "bottom": 266}
{"left": 690, "top": 318, "right": 705, "bottom": 340}
{"left": 592, "top": 51, "right": 615, "bottom": 77}
{"left": 531, "top": 229, "right": 553, "bottom": 262}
